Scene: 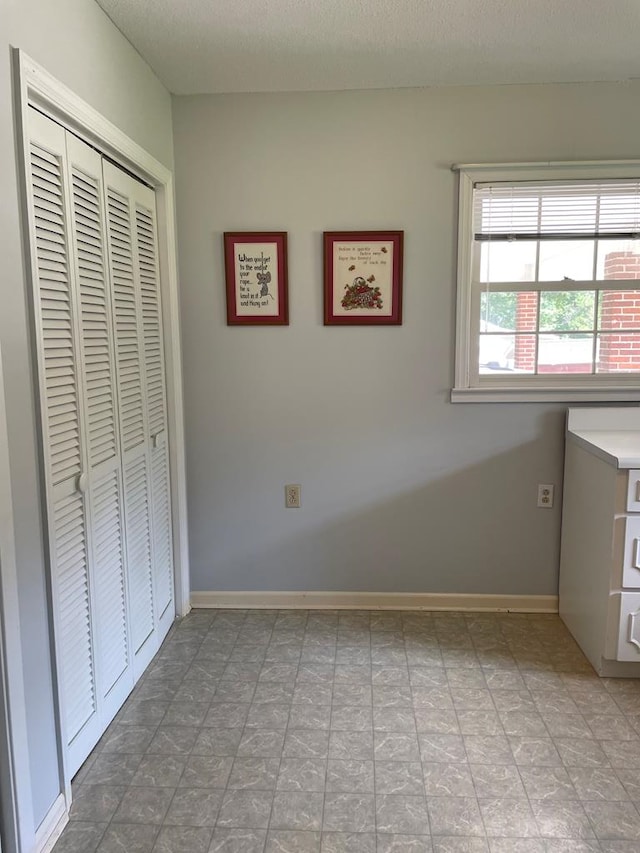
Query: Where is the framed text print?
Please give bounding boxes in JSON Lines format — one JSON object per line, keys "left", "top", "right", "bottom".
{"left": 224, "top": 232, "right": 289, "bottom": 325}
{"left": 324, "top": 231, "right": 403, "bottom": 325}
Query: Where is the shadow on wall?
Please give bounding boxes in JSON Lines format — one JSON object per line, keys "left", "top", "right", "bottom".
{"left": 196, "top": 410, "right": 564, "bottom": 597}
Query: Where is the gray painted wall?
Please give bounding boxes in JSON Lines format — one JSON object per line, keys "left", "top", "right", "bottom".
{"left": 2, "top": 0, "right": 173, "bottom": 827}
{"left": 173, "top": 82, "right": 640, "bottom": 596}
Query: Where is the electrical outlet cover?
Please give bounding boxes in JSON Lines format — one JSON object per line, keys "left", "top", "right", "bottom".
{"left": 285, "top": 484, "right": 301, "bottom": 508}
{"left": 537, "top": 483, "right": 554, "bottom": 508}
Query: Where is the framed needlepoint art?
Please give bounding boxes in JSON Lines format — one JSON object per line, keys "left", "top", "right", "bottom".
{"left": 224, "top": 231, "right": 289, "bottom": 325}
{"left": 324, "top": 230, "right": 404, "bottom": 325}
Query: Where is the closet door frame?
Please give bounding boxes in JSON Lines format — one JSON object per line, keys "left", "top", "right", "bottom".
{"left": 12, "top": 49, "right": 190, "bottom": 813}
{"left": 0, "top": 347, "right": 34, "bottom": 853}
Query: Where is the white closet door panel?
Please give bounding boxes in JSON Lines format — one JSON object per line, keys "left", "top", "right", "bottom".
{"left": 104, "top": 160, "right": 158, "bottom": 674}
{"left": 65, "top": 134, "right": 134, "bottom": 720}
{"left": 134, "top": 194, "right": 174, "bottom": 632}
{"left": 27, "top": 109, "right": 99, "bottom": 773}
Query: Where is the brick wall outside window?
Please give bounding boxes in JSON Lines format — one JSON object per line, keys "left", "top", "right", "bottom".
{"left": 599, "top": 252, "right": 640, "bottom": 372}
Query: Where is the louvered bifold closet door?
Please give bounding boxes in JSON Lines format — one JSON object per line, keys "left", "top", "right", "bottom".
{"left": 134, "top": 190, "right": 174, "bottom": 640}
{"left": 26, "top": 108, "right": 100, "bottom": 775}
{"left": 64, "top": 134, "right": 133, "bottom": 729}
{"left": 103, "top": 162, "right": 162, "bottom": 678}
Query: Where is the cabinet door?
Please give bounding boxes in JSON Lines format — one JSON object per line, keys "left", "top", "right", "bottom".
{"left": 65, "top": 134, "right": 133, "bottom": 724}
{"left": 26, "top": 109, "right": 100, "bottom": 775}
{"left": 612, "top": 592, "right": 640, "bottom": 662}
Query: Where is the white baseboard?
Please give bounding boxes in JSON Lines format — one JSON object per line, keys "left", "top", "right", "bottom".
{"left": 34, "top": 793, "right": 68, "bottom": 853}
{"left": 190, "top": 591, "right": 558, "bottom": 613}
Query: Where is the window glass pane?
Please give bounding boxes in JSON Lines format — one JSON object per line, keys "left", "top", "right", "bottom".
{"left": 480, "top": 290, "right": 538, "bottom": 333}
{"left": 539, "top": 291, "right": 595, "bottom": 332}
{"left": 537, "top": 334, "right": 594, "bottom": 374}
{"left": 479, "top": 334, "right": 515, "bottom": 372}
{"left": 598, "top": 290, "right": 640, "bottom": 331}
{"left": 538, "top": 240, "right": 594, "bottom": 281}
{"left": 479, "top": 334, "right": 537, "bottom": 374}
{"left": 596, "top": 239, "right": 640, "bottom": 280}
{"left": 479, "top": 241, "right": 536, "bottom": 283}
{"left": 597, "top": 333, "right": 640, "bottom": 373}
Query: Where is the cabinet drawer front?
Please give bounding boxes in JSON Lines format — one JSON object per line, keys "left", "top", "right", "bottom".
{"left": 613, "top": 592, "right": 640, "bottom": 662}
{"left": 627, "top": 470, "right": 640, "bottom": 512}
{"left": 623, "top": 517, "right": 640, "bottom": 589}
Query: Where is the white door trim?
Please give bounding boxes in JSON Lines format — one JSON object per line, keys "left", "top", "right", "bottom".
{"left": 0, "top": 345, "right": 35, "bottom": 852}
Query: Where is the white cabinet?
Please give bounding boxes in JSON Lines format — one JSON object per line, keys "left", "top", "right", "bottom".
{"left": 559, "top": 408, "right": 640, "bottom": 677}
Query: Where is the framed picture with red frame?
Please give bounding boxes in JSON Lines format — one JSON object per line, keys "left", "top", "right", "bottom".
{"left": 224, "top": 232, "right": 289, "bottom": 325}
{"left": 324, "top": 230, "right": 403, "bottom": 325}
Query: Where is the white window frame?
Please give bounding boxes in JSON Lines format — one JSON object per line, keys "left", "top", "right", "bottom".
{"left": 452, "top": 161, "right": 640, "bottom": 403}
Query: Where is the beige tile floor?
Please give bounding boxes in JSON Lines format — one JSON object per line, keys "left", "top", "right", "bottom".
{"left": 52, "top": 609, "right": 640, "bottom": 852}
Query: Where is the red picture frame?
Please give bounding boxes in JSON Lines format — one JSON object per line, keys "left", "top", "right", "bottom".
{"left": 224, "top": 232, "right": 289, "bottom": 325}
{"left": 324, "top": 230, "right": 403, "bottom": 325}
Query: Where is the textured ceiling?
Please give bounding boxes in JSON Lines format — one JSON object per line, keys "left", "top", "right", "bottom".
{"left": 96, "top": 0, "right": 640, "bottom": 95}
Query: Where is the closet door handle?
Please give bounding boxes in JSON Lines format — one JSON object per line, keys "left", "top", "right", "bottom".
{"left": 76, "top": 472, "right": 88, "bottom": 495}
{"left": 151, "top": 431, "right": 165, "bottom": 449}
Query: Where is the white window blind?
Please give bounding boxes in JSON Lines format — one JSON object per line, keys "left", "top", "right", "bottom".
{"left": 474, "top": 181, "right": 640, "bottom": 241}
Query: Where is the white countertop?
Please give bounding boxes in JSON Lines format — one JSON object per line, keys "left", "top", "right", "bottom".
{"left": 569, "top": 429, "right": 640, "bottom": 468}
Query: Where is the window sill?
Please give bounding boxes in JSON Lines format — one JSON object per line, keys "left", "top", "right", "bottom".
{"left": 451, "top": 386, "right": 640, "bottom": 404}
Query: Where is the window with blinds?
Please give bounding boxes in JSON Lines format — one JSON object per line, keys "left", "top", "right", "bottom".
{"left": 453, "top": 165, "right": 640, "bottom": 401}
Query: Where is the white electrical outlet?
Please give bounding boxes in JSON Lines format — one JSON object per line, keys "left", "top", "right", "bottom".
{"left": 537, "top": 483, "right": 554, "bottom": 508}
{"left": 285, "top": 484, "right": 301, "bottom": 508}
